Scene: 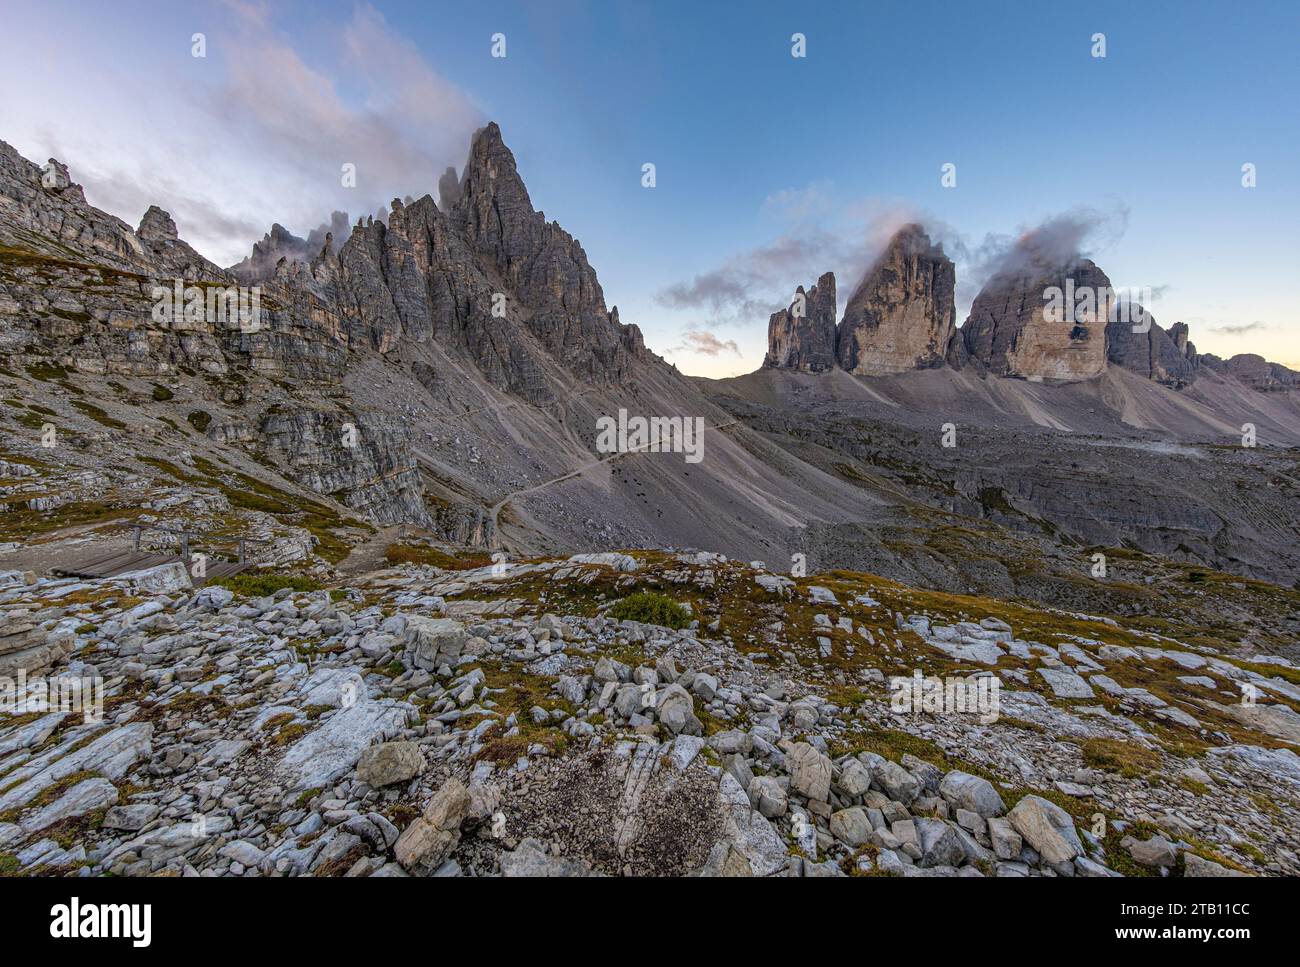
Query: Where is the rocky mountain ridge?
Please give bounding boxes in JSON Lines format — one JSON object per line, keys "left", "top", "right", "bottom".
{"left": 1, "top": 123, "right": 1297, "bottom": 881}
{"left": 0, "top": 125, "right": 888, "bottom": 567}
{"left": 763, "top": 222, "right": 1296, "bottom": 392}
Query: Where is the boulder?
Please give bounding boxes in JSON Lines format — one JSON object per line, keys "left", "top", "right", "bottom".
{"left": 114, "top": 562, "right": 192, "bottom": 595}
{"left": 1183, "top": 853, "right": 1247, "bottom": 877}
{"left": 393, "top": 778, "right": 471, "bottom": 875}
{"left": 278, "top": 700, "right": 415, "bottom": 791}
{"left": 655, "top": 684, "right": 702, "bottom": 736}
{"left": 830, "top": 807, "right": 872, "bottom": 847}
{"left": 356, "top": 740, "right": 425, "bottom": 788}
{"left": 748, "top": 776, "right": 788, "bottom": 818}
{"left": 872, "top": 759, "right": 921, "bottom": 805}
{"left": 404, "top": 617, "right": 468, "bottom": 672}
{"left": 837, "top": 759, "right": 873, "bottom": 798}
{"left": 786, "top": 742, "right": 832, "bottom": 802}
{"left": 987, "top": 817, "right": 1023, "bottom": 860}
{"left": 1123, "top": 833, "right": 1178, "bottom": 868}
{"left": 914, "top": 818, "right": 966, "bottom": 868}
{"left": 1007, "top": 795, "right": 1083, "bottom": 865}
{"left": 938, "top": 770, "right": 1006, "bottom": 818}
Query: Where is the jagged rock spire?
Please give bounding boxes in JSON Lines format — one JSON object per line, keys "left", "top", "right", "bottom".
{"left": 764, "top": 273, "right": 838, "bottom": 372}
{"left": 1106, "top": 311, "right": 1197, "bottom": 388}
{"left": 137, "top": 205, "right": 178, "bottom": 242}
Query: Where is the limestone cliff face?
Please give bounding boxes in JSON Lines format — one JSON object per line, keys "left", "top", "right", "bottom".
{"left": 0, "top": 140, "right": 350, "bottom": 382}
{"left": 0, "top": 141, "right": 146, "bottom": 271}
{"left": 1199, "top": 353, "right": 1300, "bottom": 391}
{"left": 836, "top": 224, "right": 956, "bottom": 375}
{"left": 962, "top": 258, "right": 1110, "bottom": 381}
{"left": 260, "top": 410, "right": 431, "bottom": 527}
{"left": 763, "top": 272, "right": 837, "bottom": 372}
{"left": 1106, "top": 312, "right": 1198, "bottom": 388}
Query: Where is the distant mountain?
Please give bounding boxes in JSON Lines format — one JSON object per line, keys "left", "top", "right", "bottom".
{"left": 761, "top": 222, "right": 1298, "bottom": 392}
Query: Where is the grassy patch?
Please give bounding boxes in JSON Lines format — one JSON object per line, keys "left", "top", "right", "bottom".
{"left": 70, "top": 400, "right": 126, "bottom": 430}
{"left": 0, "top": 770, "right": 101, "bottom": 824}
{"left": 269, "top": 722, "right": 311, "bottom": 747}
{"left": 25, "top": 361, "right": 69, "bottom": 382}
{"left": 608, "top": 591, "right": 691, "bottom": 629}
{"left": 187, "top": 457, "right": 355, "bottom": 563}
{"left": 0, "top": 499, "right": 138, "bottom": 542}
{"left": 384, "top": 543, "right": 492, "bottom": 569}
{"left": 1079, "top": 738, "right": 1162, "bottom": 779}
{"left": 210, "top": 572, "right": 324, "bottom": 597}
{"left": 1101, "top": 820, "right": 1163, "bottom": 877}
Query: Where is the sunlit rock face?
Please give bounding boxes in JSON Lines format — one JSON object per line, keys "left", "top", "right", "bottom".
{"left": 836, "top": 224, "right": 956, "bottom": 376}
{"left": 962, "top": 256, "right": 1110, "bottom": 381}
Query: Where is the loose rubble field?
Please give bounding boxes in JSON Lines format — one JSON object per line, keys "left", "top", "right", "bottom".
{"left": 2, "top": 548, "right": 1297, "bottom": 877}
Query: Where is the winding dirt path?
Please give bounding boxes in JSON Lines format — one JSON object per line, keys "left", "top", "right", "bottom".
{"left": 335, "top": 524, "right": 407, "bottom": 576}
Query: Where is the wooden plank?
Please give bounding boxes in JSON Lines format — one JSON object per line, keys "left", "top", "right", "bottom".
{"left": 61, "top": 550, "right": 136, "bottom": 572}
{"left": 55, "top": 551, "right": 177, "bottom": 579}
{"left": 56, "top": 547, "right": 254, "bottom": 581}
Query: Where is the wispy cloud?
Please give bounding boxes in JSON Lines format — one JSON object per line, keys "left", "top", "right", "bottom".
{"left": 667, "top": 329, "right": 742, "bottom": 357}
{"left": 1209, "top": 321, "right": 1269, "bottom": 336}
{"left": 656, "top": 192, "right": 1134, "bottom": 332}
{"left": 761, "top": 180, "right": 834, "bottom": 222}
{"left": 654, "top": 231, "right": 848, "bottom": 321}
{"left": 939, "top": 204, "right": 1131, "bottom": 309}
{"left": 0, "top": 1, "right": 482, "bottom": 265}
{"left": 654, "top": 195, "right": 921, "bottom": 327}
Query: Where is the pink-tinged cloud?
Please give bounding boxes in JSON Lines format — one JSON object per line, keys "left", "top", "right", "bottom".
{"left": 669, "top": 329, "right": 742, "bottom": 357}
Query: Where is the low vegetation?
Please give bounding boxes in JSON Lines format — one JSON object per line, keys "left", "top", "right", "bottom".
{"left": 607, "top": 591, "right": 692, "bottom": 629}
{"left": 210, "top": 572, "right": 324, "bottom": 597}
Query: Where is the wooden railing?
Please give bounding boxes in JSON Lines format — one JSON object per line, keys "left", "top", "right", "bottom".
{"left": 130, "top": 524, "right": 267, "bottom": 564}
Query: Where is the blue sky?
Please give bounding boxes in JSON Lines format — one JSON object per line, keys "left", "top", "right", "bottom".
{"left": 2, "top": 0, "right": 1296, "bottom": 375}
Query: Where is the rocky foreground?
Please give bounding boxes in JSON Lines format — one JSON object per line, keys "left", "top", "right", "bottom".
{"left": 2, "top": 549, "right": 1297, "bottom": 877}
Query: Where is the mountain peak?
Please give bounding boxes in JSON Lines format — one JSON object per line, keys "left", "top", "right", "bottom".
{"left": 962, "top": 256, "right": 1111, "bottom": 380}
{"left": 456, "top": 121, "right": 534, "bottom": 224}
{"left": 836, "top": 224, "right": 956, "bottom": 375}
{"left": 137, "top": 205, "right": 178, "bottom": 243}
